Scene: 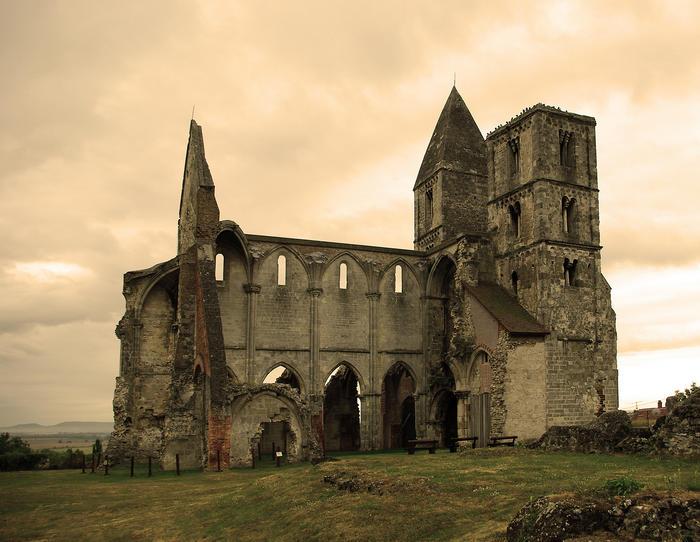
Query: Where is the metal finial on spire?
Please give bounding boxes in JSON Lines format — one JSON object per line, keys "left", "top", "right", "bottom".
{"left": 454, "top": 72, "right": 456, "bottom": 87}
{"left": 191, "top": 105, "right": 195, "bottom": 120}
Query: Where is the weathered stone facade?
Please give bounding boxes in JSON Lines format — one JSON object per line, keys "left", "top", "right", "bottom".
{"left": 108, "top": 87, "right": 617, "bottom": 469}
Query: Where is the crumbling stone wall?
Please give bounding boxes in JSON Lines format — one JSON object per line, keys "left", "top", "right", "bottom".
{"left": 228, "top": 384, "right": 314, "bottom": 465}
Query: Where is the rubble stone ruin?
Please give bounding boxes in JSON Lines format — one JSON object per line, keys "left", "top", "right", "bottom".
{"left": 108, "top": 87, "right": 618, "bottom": 469}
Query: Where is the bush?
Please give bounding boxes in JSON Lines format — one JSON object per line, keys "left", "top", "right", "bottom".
{"left": 0, "top": 452, "right": 45, "bottom": 471}
{"left": 603, "top": 476, "right": 643, "bottom": 496}
{"left": 40, "top": 448, "right": 86, "bottom": 470}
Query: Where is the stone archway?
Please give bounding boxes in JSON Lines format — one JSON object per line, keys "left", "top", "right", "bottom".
{"left": 229, "top": 391, "right": 304, "bottom": 466}
{"left": 323, "top": 364, "right": 361, "bottom": 452}
{"left": 381, "top": 363, "right": 416, "bottom": 449}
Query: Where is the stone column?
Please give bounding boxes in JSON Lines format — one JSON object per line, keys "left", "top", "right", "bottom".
{"left": 366, "top": 292, "right": 380, "bottom": 448}
{"left": 307, "top": 287, "right": 323, "bottom": 393}
{"left": 455, "top": 390, "right": 470, "bottom": 438}
{"left": 243, "top": 283, "right": 261, "bottom": 384}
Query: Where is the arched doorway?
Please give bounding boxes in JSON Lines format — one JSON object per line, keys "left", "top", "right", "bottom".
{"left": 430, "top": 362, "right": 458, "bottom": 447}
{"left": 381, "top": 363, "right": 416, "bottom": 449}
{"left": 323, "top": 364, "right": 361, "bottom": 452}
{"left": 434, "top": 390, "right": 458, "bottom": 447}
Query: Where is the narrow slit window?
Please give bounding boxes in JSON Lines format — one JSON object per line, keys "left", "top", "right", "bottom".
{"left": 559, "top": 130, "right": 574, "bottom": 167}
{"left": 426, "top": 188, "right": 433, "bottom": 226}
{"left": 394, "top": 265, "right": 403, "bottom": 293}
{"left": 215, "top": 253, "right": 224, "bottom": 282}
{"left": 511, "top": 271, "right": 519, "bottom": 295}
{"left": 508, "top": 137, "right": 520, "bottom": 177}
{"left": 508, "top": 202, "right": 521, "bottom": 238}
{"left": 562, "top": 197, "right": 576, "bottom": 234}
{"left": 277, "top": 255, "right": 286, "bottom": 286}
{"left": 339, "top": 262, "right": 348, "bottom": 289}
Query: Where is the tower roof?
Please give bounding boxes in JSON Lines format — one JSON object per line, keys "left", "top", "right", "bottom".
{"left": 414, "top": 86, "right": 486, "bottom": 189}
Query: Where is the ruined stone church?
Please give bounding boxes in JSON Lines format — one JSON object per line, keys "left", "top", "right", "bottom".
{"left": 109, "top": 87, "right": 618, "bottom": 469}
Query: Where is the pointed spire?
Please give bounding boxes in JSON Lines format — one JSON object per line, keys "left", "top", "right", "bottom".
{"left": 414, "top": 87, "right": 486, "bottom": 189}
{"left": 183, "top": 119, "right": 214, "bottom": 189}
{"left": 178, "top": 120, "right": 218, "bottom": 253}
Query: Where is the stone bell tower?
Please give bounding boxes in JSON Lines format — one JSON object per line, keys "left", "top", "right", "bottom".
{"left": 413, "top": 86, "right": 488, "bottom": 251}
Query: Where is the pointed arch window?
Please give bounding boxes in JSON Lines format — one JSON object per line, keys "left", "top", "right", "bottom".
{"left": 215, "top": 253, "right": 224, "bottom": 282}
{"left": 277, "top": 254, "right": 286, "bottom": 286}
{"left": 339, "top": 262, "right": 348, "bottom": 289}
{"left": 394, "top": 265, "right": 403, "bottom": 293}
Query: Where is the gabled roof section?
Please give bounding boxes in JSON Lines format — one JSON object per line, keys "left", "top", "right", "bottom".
{"left": 466, "top": 282, "right": 548, "bottom": 336}
{"left": 414, "top": 86, "right": 486, "bottom": 189}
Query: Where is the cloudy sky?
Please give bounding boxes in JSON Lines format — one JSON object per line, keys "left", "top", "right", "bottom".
{"left": 1, "top": 0, "right": 698, "bottom": 425}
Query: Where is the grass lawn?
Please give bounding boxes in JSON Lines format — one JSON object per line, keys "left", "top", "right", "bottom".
{"left": 0, "top": 448, "right": 697, "bottom": 541}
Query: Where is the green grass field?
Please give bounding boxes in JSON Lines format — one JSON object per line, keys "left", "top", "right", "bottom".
{"left": 0, "top": 448, "right": 697, "bottom": 541}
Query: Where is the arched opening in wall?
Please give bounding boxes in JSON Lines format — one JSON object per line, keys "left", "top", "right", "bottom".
{"left": 263, "top": 365, "right": 301, "bottom": 394}
{"left": 562, "top": 197, "right": 576, "bottom": 234}
{"left": 277, "top": 254, "right": 286, "bottom": 286}
{"left": 394, "top": 264, "right": 403, "bottom": 293}
{"left": 429, "top": 256, "right": 457, "bottom": 359}
{"left": 381, "top": 362, "right": 416, "bottom": 449}
{"left": 559, "top": 130, "right": 574, "bottom": 167}
{"left": 430, "top": 362, "right": 457, "bottom": 448}
{"left": 511, "top": 271, "right": 519, "bottom": 295}
{"left": 339, "top": 262, "right": 347, "bottom": 290}
{"left": 323, "top": 364, "right": 361, "bottom": 452}
{"left": 434, "top": 390, "right": 458, "bottom": 448}
{"left": 468, "top": 350, "right": 492, "bottom": 447}
{"left": 215, "top": 253, "right": 224, "bottom": 282}
{"left": 564, "top": 258, "right": 578, "bottom": 287}
{"left": 508, "top": 202, "right": 521, "bottom": 238}
{"left": 257, "top": 420, "right": 292, "bottom": 463}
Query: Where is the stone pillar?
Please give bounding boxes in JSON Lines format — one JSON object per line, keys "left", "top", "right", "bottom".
{"left": 366, "top": 292, "right": 380, "bottom": 448}
{"left": 363, "top": 392, "right": 382, "bottom": 450}
{"left": 414, "top": 392, "right": 427, "bottom": 438}
{"left": 308, "top": 287, "right": 323, "bottom": 393}
{"left": 243, "top": 283, "right": 260, "bottom": 384}
{"left": 455, "top": 390, "right": 470, "bottom": 438}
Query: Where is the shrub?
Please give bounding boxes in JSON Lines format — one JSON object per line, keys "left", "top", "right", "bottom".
{"left": 603, "top": 476, "right": 643, "bottom": 496}
{"left": 0, "top": 452, "right": 45, "bottom": 471}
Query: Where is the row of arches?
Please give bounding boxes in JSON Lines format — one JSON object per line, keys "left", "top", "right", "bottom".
{"left": 260, "top": 360, "right": 418, "bottom": 451}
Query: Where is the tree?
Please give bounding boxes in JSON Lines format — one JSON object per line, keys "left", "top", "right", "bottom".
{"left": 0, "top": 432, "right": 30, "bottom": 454}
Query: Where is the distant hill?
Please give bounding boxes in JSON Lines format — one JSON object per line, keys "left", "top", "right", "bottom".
{"left": 0, "top": 421, "right": 113, "bottom": 435}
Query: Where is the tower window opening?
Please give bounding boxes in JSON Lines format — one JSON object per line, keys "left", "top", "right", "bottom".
{"left": 562, "top": 197, "right": 576, "bottom": 234}
{"left": 426, "top": 188, "right": 434, "bottom": 226}
{"left": 564, "top": 258, "right": 578, "bottom": 287}
{"left": 559, "top": 130, "right": 574, "bottom": 167}
{"left": 215, "top": 253, "right": 224, "bottom": 282}
{"left": 508, "top": 202, "right": 521, "bottom": 238}
{"left": 511, "top": 271, "right": 519, "bottom": 295}
{"left": 508, "top": 137, "right": 520, "bottom": 177}
{"left": 339, "top": 262, "right": 348, "bottom": 289}
{"left": 277, "top": 255, "right": 286, "bottom": 286}
{"left": 394, "top": 265, "right": 403, "bottom": 293}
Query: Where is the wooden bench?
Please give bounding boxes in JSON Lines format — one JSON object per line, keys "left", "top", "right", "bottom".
{"left": 448, "top": 436, "right": 478, "bottom": 453}
{"left": 488, "top": 435, "right": 518, "bottom": 447}
{"left": 406, "top": 439, "right": 438, "bottom": 455}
